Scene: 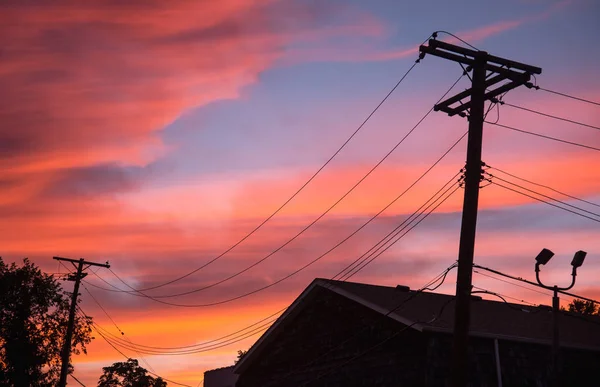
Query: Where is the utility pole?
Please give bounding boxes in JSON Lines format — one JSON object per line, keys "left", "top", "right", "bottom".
{"left": 54, "top": 256, "right": 110, "bottom": 387}
{"left": 419, "top": 37, "right": 541, "bottom": 387}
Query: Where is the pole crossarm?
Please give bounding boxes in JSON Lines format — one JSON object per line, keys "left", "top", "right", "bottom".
{"left": 419, "top": 39, "right": 542, "bottom": 117}
{"left": 53, "top": 256, "right": 110, "bottom": 269}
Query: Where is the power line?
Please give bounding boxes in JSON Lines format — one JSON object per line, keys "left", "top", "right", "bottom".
{"left": 61, "top": 266, "right": 286, "bottom": 352}
{"left": 81, "top": 285, "right": 156, "bottom": 373}
{"left": 110, "top": 50, "right": 427, "bottom": 295}
{"left": 78, "top": 308, "right": 193, "bottom": 387}
{"left": 103, "top": 174, "right": 460, "bottom": 308}
{"left": 526, "top": 83, "right": 600, "bottom": 107}
{"left": 80, "top": 175, "right": 460, "bottom": 357}
{"left": 487, "top": 165, "right": 600, "bottom": 209}
{"left": 86, "top": 130, "right": 467, "bottom": 307}
{"left": 472, "top": 285, "right": 537, "bottom": 306}
{"left": 77, "top": 169, "right": 463, "bottom": 353}
{"left": 69, "top": 374, "right": 86, "bottom": 387}
{"left": 104, "top": 71, "right": 467, "bottom": 300}
{"left": 434, "top": 30, "right": 480, "bottom": 51}
{"left": 485, "top": 121, "right": 600, "bottom": 152}
{"left": 75, "top": 177, "right": 458, "bottom": 357}
{"left": 333, "top": 170, "right": 460, "bottom": 281}
{"left": 340, "top": 184, "right": 459, "bottom": 281}
{"left": 490, "top": 180, "right": 600, "bottom": 223}
{"left": 473, "top": 269, "right": 551, "bottom": 297}
{"left": 499, "top": 101, "right": 600, "bottom": 131}
{"left": 91, "top": 318, "right": 271, "bottom": 355}
{"left": 486, "top": 172, "right": 600, "bottom": 219}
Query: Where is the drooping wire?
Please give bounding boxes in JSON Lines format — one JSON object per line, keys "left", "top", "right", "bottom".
{"left": 77, "top": 308, "right": 193, "bottom": 387}
{"left": 86, "top": 130, "right": 466, "bottom": 307}
{"left": 56, "top": 264, "right": 287, "bottom": 352}
{"left": 81, "top": 285, "right": 155, "bottom": 373}
{"left": 69, "top": 374, "right": 87, "bottom": 387}
{"left": 489, "top": 181, "right": 600, "bottom": 223}
{"left": 472, "top": 285, "right": 538, "bottom": 306}
{"left": 76, "top": 172, "right": 462, "bottom": 354}
{"left": 499, "top": 101, "right": 600, "bottom": 131}
{"left": 433, "top": 30, "right": 480, "bottom": 51}
{"left": 101, "top": 71, "right": 467, "bottom": 300}
{"left": 473, "top": 269, "right": 551, "bottom": 297}
{"left": 340, "top": 184, "right": 460, "bottom": 281}
{"left": 486, "top": 172, "right": 600, "bottom": 219}
{"left": 525, "top": 83, "right": 600, "bottom": 107}
{"left": 487, "top": 165, "right": 600, "bottom": 209}
{"left": 485, "top": 121, "right": 600, "bottom": 152}
{"left": 90, "top": 317, "right": 272, "bottom": 355}
{"left": 333, "top": 170, "right": 460, "bottom": 281}
{"left": 109, "top": 47, "right": 429, "bottom": 294}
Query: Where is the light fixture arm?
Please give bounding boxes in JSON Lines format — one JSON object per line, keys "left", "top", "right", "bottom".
{"left": 535, "top": 262, "right": 578, "bottom": 292}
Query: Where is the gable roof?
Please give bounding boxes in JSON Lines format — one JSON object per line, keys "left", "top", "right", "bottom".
{"left": 235, "top": 278, "right": 600, "bottom": 373}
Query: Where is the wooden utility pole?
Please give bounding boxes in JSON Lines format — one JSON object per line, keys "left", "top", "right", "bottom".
{"left": 419, "top": 38, "right": 541, "bottom": 387}
{"left": 53, "top": 256, "right": 110, "bottom": 387}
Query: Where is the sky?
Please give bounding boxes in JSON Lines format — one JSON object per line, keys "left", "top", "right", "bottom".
{"left": 1, "top": 0, "right": 599, "bottom": 385}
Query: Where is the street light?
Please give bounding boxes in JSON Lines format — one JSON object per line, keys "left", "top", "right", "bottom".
{"left": 534, "top": 248, "right": 587, "bottom": 386}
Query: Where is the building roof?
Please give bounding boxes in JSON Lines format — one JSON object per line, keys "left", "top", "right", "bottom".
{"left": 235, "top": 278, "right": 600, "bottom": 373}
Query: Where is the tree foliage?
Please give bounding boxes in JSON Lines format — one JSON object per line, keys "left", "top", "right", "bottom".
{"left": 0, "top": 258, "right": 93, "bottom": 386}
{"left": 235, "top": 350, "right": 248, "bottom": 364}
{"left": 98, "top": 358, "right": 167, "bottom": 387}
{"left": 567, "top": 298, "right": 599, "bottom": 316}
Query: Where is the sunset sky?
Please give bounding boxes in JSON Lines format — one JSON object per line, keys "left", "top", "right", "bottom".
{"left": 1, "top": 0, "right": 599, "bottom": 385}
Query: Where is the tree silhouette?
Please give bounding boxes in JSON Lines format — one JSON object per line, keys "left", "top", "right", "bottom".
{"left": 567, "top": 298, "right": 599, "bottom": 316}
{"left": 235, "top": 350, "right": 248, "bottom": 364}
{"left": 0, "top": 258, "right": 93, "bottom": 386}
{"left": 98, "top": 358, "right": 167, "bottom": 387}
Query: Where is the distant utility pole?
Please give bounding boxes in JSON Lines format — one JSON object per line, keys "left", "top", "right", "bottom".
{"left": 419, "top": 38, "right": 541, "bottom": 387}
{"left": 53, "top": 256, "right": 110, "bottom": 387}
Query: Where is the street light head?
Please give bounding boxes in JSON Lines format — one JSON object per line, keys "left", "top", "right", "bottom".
{"left": 571, "top": 250, "right": 587, "bottom": 268}
{"left": 535, "top": 248, "right": 554, "bottom": 265}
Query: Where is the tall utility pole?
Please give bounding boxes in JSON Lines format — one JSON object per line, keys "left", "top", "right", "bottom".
{"left": 419, "top": 38, "right": 541, "bottom": 387}
{"left": 54, "top": 256, "right": 110, "bottom": 387}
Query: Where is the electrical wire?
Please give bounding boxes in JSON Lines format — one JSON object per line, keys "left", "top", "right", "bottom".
{"left": 60, "top": 262, "right": 282, "bottom": 355}
{"left": 485, "top": 121, "right": 600, "bottom": 152}
{"left": 69, "top": 374, "right": 87, "bottom": 387}
{"left": 472, "top": 285, "right": 537, "bottom": 306}
{"left": 91, "top": 318, "right": 272, "bottom": 355}
{"left": 473, "top": 269, "right": 551, "bottom": 297}
{"left": 109, "top": 48, "right": 428, "bottom": 295}
{"left": 486, "top": 172, "right": 600, "bottom": 219}
{"left": 88, "top": 322, "right": 193, "bottom": 387}
{"left": 101, "top": 71, "right": 467, "bottom": 300}
{"left": 332, "top": 170, "right": 460, "bottom": 281}
{"left": 340, "top": 185, "right": 459, "bottom": 281}
{"left": 526, "top": 83, "right": 600, "bottom": 107}
{"left": 62, "top": 270, "right": 286, "bottom": 352}
{"left": 87, "top": 155, "right": 464, "bottom": 307}
{"left": 75, "top": 171, "right": 462, "bottom": 353}
{"left": 487, "top": 165, "right": 600, "bottom": 209}
{"left": 499, "top": 101, "right": 600, "bottom": 131}
{"left": 101, "top": 179, "right": 459, "bottom": 308}
{"left": 434, "top": 30, "right": 480, "bottom": 51}
{"left": 490, "top": 181, "right": 600, "bottom": 223}
{"left": 82, "top": 285, "right": 155, "bottom": 373}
